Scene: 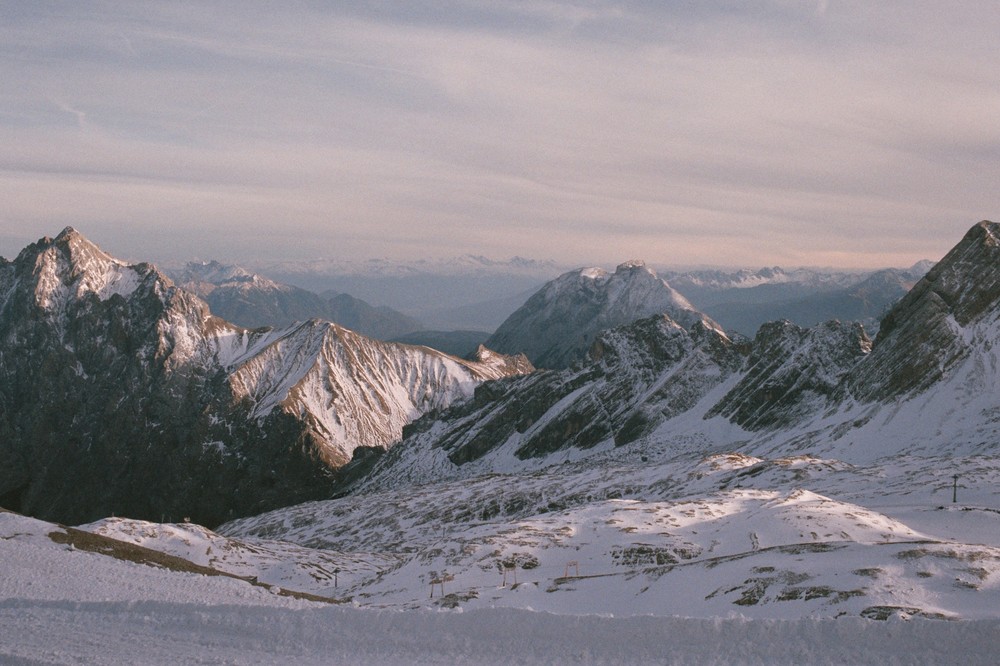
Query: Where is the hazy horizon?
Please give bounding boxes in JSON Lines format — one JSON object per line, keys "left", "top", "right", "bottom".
{"left": 3, "top": 2, "right": 997, "bottom": 269}
{"left": 3, "top": 224, "right": 943, "bottom": 277}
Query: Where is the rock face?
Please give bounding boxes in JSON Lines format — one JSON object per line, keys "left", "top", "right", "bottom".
{"left": 0, "top": 230, "right": 530, "bottom": 526}
{"left": 174, "top": 261, "right": 423, "bottom": 339}
{"left": 707, "top": 320, "right": 871, "bottom": 430}
{"left": 366, "top": 313, "right": 741, "bottom": 488}
{"left": 486, "top": 260, "right": 718, "bottom": 369}
{"left": 847, "top": 221, "right": 1000, "bottom": 401}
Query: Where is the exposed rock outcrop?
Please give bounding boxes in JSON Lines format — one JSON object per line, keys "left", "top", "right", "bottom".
{"left": 707, "top": 320, "right": 871, "bottom": 430}
{"left": 847, "top": 221, "right": 1000, "bottom": 401}
{"left": 373, "top": 313, "right": 741, "bottom": 485}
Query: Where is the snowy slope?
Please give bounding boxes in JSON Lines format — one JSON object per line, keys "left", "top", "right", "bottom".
{"left": 227, "top": 319, "right": 532, "bottom": 465}
{"left": 6, "top": 445, "right": 1000, "bottom": 663}
{"left": 9, "top": 508, "right": 1000, "bottom": 666}
{"left": 211, "top": 450, "right": 1000, "bottom": 621}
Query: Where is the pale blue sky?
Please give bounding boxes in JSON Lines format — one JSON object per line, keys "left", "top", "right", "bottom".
{"left": 1, "top": 1, "right": 997, "bottom": 268}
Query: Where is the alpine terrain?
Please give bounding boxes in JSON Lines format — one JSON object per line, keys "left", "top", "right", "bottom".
{"left": 187, "top": 221, "right": 1000, "bottom": 627}
{"left": 0, "top": 229, "right": 531, "bottom": 526}
{"left": 2, "top": 222, "right": 1000, "bottom": 663}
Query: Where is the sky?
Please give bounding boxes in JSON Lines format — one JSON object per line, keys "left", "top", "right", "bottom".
{"left": 1, "top": 1, "right": 998, "bottom": 269}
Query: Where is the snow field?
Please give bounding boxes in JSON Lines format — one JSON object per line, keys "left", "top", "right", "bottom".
{"left": 4, "top": 600, "right": 1000, "bottom": 665}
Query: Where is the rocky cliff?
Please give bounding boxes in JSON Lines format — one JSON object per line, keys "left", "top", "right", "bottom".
{"left": 846, "top": 221, "right": 1000, "bottom": 401}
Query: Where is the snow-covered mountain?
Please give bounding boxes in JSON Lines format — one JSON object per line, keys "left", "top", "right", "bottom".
{"left": 486, "top": 260, "right": 720, "bottom": 369}
{"left": 225, "top": 322, "right": 533, "bottom": 469}
{"left": 0, "top": 229, "right": 531, "bottom": 526}
{"left": 247, "top": 255, "right": 564, "bottom": 332}
{"left": 172, "top": 260, "right": 423, "bottom": 339}
{"left": 355, "top": 221, "right": 1000, "bottom": 488}
{"left": 375, "top": 315, "right": 740, "bottom": 487}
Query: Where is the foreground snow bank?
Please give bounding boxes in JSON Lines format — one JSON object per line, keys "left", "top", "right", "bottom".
{"left": 2, "top": 602, "right": 997, "bottom": 665}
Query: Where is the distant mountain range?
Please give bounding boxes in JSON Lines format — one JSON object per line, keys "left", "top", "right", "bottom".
{"left": 226, "top": 256, "right": 933, "bottom": 337}
{"left": 661, "top": 263, "right": 933, "bottom": 336}
{"left": 250, "top": 255, "right": 565, "bottom": 280}
{"left": 172, "top": 261, "right": 424, "bottom": 339}
{"left": 239, "top": 257, "right": 560, "bottom": 331}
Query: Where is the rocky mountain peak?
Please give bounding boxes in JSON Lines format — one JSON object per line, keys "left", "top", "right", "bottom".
{"left": 847, "top": 220, "right": 1000, "bottom": 401}
{"left": 896, "top": 220, "right": 1000, "bottom": 328}
{"left": 485, "top": 261, "right": 714, "bottom": 369}
{"left": 6, "top": 228, "right": 161, "bottom": 319}
{"left": 54, "top": 225, "right": 80, "bottom": 240}
{"left": 615, "top": 259, "right": 647, "bottom": 272}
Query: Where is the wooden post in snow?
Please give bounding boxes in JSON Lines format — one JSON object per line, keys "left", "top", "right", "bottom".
{"left": 429, "top": 573, "right": 453, "bottom": 598}
{"left": 501, "top": 563, "right": 518, "bottom": 587}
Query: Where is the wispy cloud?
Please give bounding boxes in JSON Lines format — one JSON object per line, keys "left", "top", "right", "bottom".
{"left": 1, "top": 1, "right": 997, "bottom": 267}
